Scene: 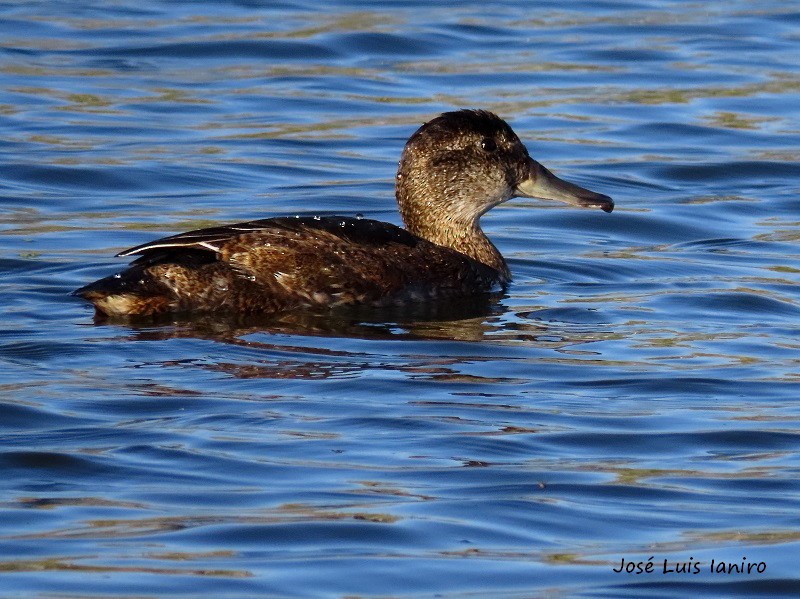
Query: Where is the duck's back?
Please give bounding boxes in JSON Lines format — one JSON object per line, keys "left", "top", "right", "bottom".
{"left": 74, "top": 216, "right": 504, "bottom": 317}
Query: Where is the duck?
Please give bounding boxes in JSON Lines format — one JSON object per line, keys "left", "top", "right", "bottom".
{"left": 73, "top": 109, "right": 613, "bottom": 317}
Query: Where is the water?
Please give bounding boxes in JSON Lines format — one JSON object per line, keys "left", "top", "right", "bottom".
{"left": 1, "top": 1, "right": 799, "bottom": 597}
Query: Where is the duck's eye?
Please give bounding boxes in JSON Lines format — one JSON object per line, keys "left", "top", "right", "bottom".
{"left": 480, "top": 138, "right": 497, "bottom": 153}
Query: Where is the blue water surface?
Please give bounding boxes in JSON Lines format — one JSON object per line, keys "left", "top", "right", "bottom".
{"left": 1, "top": 1, "right": 799, "bottom": 597}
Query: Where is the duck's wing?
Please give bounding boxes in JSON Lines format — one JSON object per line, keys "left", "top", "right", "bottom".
{"left": 117, "top": 216, "right": 420, "bottom": 258}
{"left": 116, "top": 218, "right": 281, "bottom": 258}
{"left": 106, "top": 215, "right": 442, "bottom": 307}
{"left": 115, "top": 216, "right": 426, "bottom": 285}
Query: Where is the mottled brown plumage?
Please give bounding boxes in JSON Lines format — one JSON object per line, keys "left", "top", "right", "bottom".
{"left": 74, "top": 110, "right": 613, "bottom": 317}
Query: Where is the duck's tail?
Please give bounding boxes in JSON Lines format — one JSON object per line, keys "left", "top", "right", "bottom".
{"left": 72, "top": 265, "right": 172, "bottom": 317}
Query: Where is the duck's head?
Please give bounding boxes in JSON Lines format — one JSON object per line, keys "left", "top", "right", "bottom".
{"left": 396, "top": 110, "right": 613, "bottom": 248}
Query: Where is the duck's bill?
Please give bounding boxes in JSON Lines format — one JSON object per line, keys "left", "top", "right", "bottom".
{"left": 515, "top": 159, "right": 614, "bottom": 213}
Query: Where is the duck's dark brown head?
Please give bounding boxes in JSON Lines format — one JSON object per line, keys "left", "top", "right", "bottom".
{"left": 396, "top": 109, "right": 612, "bottom": 274}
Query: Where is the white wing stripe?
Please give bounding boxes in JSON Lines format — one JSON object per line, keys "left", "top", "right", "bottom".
{"left": 198, "top": 241, "right": 221, "bottom": 252}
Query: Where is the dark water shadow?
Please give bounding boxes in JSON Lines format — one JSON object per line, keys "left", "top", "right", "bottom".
{"left": 86, "top": 294, "right": 508, "bottom": 344}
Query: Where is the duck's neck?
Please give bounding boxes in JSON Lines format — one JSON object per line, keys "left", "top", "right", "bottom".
{"left": 396, "top": 177, "right": 510, "bottom": 281}
{"left": 447, "top": 223, "right": 510, "bottom": 281}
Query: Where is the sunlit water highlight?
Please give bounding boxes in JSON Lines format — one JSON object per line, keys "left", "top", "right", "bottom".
{"left": 1, "top": 1, "right": 799, "bottom": 597}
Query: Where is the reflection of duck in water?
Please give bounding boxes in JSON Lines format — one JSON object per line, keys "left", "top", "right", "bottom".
{"left": 74, "top": 110, "right": 613, "bottom": 317}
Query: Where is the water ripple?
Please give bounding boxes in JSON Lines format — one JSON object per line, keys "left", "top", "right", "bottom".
{"left": 1, "top": 0, "right": 799, "bottom": 597}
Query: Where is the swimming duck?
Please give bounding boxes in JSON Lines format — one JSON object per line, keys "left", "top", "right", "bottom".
{"left": 74, "top": 109, "right": 613, "bottom": 317}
